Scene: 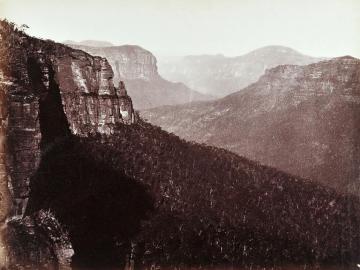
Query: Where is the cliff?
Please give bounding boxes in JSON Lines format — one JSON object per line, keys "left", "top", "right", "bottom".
{"left": 66, "top": 43, "right": 212, "bottom": 109}
{"left": 0, "top": 20, "right": 138, "bottom": 268}
{"left": 68, "top": 44, "right": 158, "bottom": 82}
{"left": 1, "top": 21, "right": 136, "bottom": 214}
{"left": 142, "top": 56, "right": 360, "bottom": 195}
{"left": 1, "top": 20, "right": 360, "bottom": 269}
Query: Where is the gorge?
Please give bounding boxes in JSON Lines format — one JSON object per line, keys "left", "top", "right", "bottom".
{"left": 143, "top": 56, "right": 360, "bottom": 196}
{"left": 0, "top": 20, "right": 359, "bottom": 270}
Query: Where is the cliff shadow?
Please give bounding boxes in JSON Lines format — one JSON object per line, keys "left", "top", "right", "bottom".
{"left": 25, "top": 136, "right": 154, "bottom": 268}
{"left": 26, "top": 56, "right": 71, "bottom": 147}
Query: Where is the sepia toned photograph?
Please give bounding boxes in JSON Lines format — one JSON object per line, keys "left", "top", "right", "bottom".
{"left": 0, "top": 0, "right": 359, "bottom": 269}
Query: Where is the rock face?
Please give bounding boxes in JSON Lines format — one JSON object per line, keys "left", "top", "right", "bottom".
{"left": 68, "top": 44, "right": 159, "bottom": 82}
{"left": 0, "top": 20, "right": 136, "bottom": 268}
{"left": 55, "top": 50, "right": 136, "bottom": 136}
{"left": 118, "top": 81, "right": 136, "bottom": 124}
{"left": 66, "top": 43, "right": 212, "bottom": 109}
{"left": 5, "top": 210, "right": 74, "bottom": 269}
{"left": 158, "top": 46, "right": 323, "bottom": 97}
{"left": 1, "top": 19, "right": 136, "bottom": 216}
{"left": 3, "top": 37, "right": 135, "bottom": 216}
{"left": 142, "top": 56, "right": 360, "bottom": 195}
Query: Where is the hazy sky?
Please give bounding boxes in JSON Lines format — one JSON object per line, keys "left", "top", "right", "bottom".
{"left": 1, "top": 0, "right": 360, "bottom": 58}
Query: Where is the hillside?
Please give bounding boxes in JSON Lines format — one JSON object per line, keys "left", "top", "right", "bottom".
{"left": 1, "top": 20, "right": 360, "bottom": 269}
{"left": 25, "top": 118, "right": 360, "bottom": 268}
{"left": 158, "top": 46, "right": 323, "bottom": 96}
{"left": 66, "top": 43, "right": 211, "bottom": 109}
{"left": 75, "top": 120, "right": 360, "bottom": 268}
{"left": 143, "top": 57, "right": 360, "bottom": 195}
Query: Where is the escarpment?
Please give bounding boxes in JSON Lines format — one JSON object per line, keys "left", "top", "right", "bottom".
{"left": 1, "top": 20, "right": 360, "bottom": 270}
{"left": 0, "top": 20, "right": 143, "bottom": 268}
{"left": 67, "top": 44, "right": 159, "bottom": 83}
{"left": 1, "top": 21, "right": 136, "bottom": 217}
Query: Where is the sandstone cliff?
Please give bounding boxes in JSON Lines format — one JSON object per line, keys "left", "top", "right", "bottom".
{"left": 0, "top": 20, "right": 137, "bottom": 268}
{"left": 67, "top": 44, "right": 158, "bottom": 82}
{"left": 1, "top": 24, "right": 136, "bottom": 216}
{"left": 67, "top": 43, "right": 212, "bottom": 109}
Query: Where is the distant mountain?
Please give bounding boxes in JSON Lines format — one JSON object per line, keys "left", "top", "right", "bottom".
{"left": 158, "top": 46, "right": 323, "bottom": 97}
{"left": 63, "top": 39, "right": 114, "bottom": 47}
{"left": 142, "top": 56, "right": 360, "bottom": 195}
{"left": 66, "top": 43, "right": 212, "bottom": 109}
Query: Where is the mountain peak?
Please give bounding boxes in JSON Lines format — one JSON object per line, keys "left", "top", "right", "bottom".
{"left": 332, "top": 55, "right": 359, "bottom": 61}
{"left": 247, "top": 45, "right": 303, "bottom": 56}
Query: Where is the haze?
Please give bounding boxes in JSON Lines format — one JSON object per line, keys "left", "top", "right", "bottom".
{"left": 1, "top": 0, "right": 360, "bottom": 58}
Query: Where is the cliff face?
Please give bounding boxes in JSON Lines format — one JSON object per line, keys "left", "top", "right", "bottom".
{"left": 56, "top": 51, "right": 136, "bottom": 135}
{"left": 0, "top": 20, "right": 137, "bottom": 268}
{"left": 67, "top": 43, "right": 212, "bottom": 109}
{"left": 142, "top": 56, "right": 360, "bottom": 195}
{"left": 1, "top": 25, "right": 136, "bottom": 217}
{"left": 158, "top": 46, "right": 323, "bottom": 97}
{"left": 68, "top": 44, "right": 159, "bottom": 83}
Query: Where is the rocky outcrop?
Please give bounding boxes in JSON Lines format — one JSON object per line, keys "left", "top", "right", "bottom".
{"left": 55, "top": 50, "right": 136, "bottom": 136}
{"left": 142, "top": 56, "right": 360, "bottom": 195}
{"left": 158, "top": 46, "right": 323, "bottom": 97}
{"left": 0, "top": 20, "right": 136, "bottom": 268}
{"left": 2, "top": 24, "right": 136, "bottom": 210}
{"left": 66, "top": 43, "right": 212, "bottom": 109}
{"left": 0, "top": 71, "right": 11, "bottom": 267}
{"left": 5, "top": 210, "right": 73, "bottom": 269}
{"left": 118, "top": 81, "right": 136, "bottom": 124}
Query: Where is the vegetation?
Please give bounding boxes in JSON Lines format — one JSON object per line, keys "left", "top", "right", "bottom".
{"left": 72, "top": 119, "right": 360, "bottom": 268}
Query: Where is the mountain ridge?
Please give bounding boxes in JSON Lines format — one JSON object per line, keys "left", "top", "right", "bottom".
{"left": 63, "top": 39, "right": 114, "bottom": 47}
{"left": 158, "top": 45, "right": 324, "bottom": 97}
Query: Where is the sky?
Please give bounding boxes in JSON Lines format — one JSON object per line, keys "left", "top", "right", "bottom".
{"left": 1, "top": 0, "right": 360, "bottom": 58}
